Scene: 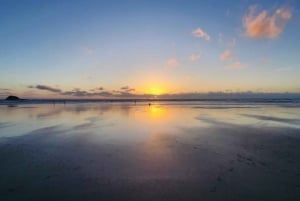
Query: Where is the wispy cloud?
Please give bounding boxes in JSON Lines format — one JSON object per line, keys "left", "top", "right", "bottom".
{"left": 120, "top": 86, "right": 135, "bottom": 93}
{"left": 90, "top": 87, "right": 104, "bottom": 92}
{"left": 61, "top": 89, "right": 93, "bottom": 97}
{"left": 120, "top": 86, "right": 130, "bottom": 90}
{"left": 64, "top": 88, "right": 113, "bottom": 97}
{"left": 192, "top": 27, "right": 210, "bottom": 41}
{"left": 220, "top": 50, "right": 234, "bottom": 61}
{"left": 61, "top": 89, "right": 112, "bottom": 97}
{"left": 167, "top": 58, "right": 179, "bottom": 67}
{"left": 29, "top": 85, "right": 62, "bottom": 93}
{"left": 227, "top": 61, "right": 245, "bottom": 70}
{"left": 28, "top": 85, "right": 138, "bottom": 98}
{"left": 112, "top": 86, "right": 136, "bottom": 97}
{"left": 189, "top": 54, "right": 201, "bottom": 62}
{"left": 243, "top": 5, "right": 292, "bottom": 39}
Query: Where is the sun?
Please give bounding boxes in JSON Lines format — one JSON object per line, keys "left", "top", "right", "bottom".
{"left": 140, "top": 83, "right": 168, "bottom": 96}
{"left": 150, "top": 87, "right": 164, "bottom": 96}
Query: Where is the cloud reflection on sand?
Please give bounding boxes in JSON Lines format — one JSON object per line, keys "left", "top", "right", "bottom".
{"left": 240, "top": 114, "right": 300, "bottom": 125}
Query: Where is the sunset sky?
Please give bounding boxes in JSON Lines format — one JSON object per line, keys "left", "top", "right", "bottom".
{"left": 1, "top": 0, "right": 300, "bottom": 99}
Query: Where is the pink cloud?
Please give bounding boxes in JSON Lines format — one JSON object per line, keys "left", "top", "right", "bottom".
{"left": 220, "top": 50, "right": 233, "bottom": 61}
{"left": 189, "top": 54, "right": 201, "bottom": 62}
{"left": 192, "top": 28, "right": 210, "bottom": 41}
{"left": 243, "top": 6, "right": 292, "bottom": 39}
{"left": 167, "top": 58, "right": 179, "bottom": 67}
{"left": 228, "top": 61, "right": 245, "bottom": 70}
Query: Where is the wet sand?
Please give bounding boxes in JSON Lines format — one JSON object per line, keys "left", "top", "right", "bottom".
{"left": 0, "top": 103, "right": 300, "bottom": 200}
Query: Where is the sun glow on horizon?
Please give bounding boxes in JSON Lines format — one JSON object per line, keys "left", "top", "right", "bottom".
{"left": 150, "top": 87, "right": 165, "bottom": 95}
{"left": 139, "top": 84, "right": 168, "bottom": 96}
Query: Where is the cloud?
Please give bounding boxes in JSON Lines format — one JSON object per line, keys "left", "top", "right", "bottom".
{"left": 60, "top": 88, "right": 113, "bottom": 97}
{"left": 111, "top": 86, "right": 136, "bottom": 97}
{"left": 120, "top": 86, "right": 135, "bottom": 93}
{"left": 192, "top": 28, "right": 210, "bottom": 41}
{"left": 189, "top": 54, "right": 201, "bottom": 62}
{"left": 29, "top": 85, "right": 113, "bottom": 97}
{"left": 90, "top": 87, "right": 105, "bottom": 92}
{"left": 120, "top": 86, "right": 130, "bottom": 90}
{"left": 97, "top": 91, "right": 113, "bottom": 96}
{"left": 228, "top": 61, "right": 244, "bottom": 69}
{"left": 29, "top": 85, "right": 62, "bottom": 93}
{"left": 220, "top": 50, "right": 233, "bottom": 61}
{"left": 167, "top": 58, "right": 179, "bottom": 67}
{"left": 243, "top": 6, "right": 292, "bottom": 38}
{"left": 61, "top": 89, "right": 90, "bottom": 97}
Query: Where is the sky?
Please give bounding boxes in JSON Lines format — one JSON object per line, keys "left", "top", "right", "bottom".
{"left": 0, "top": 0, "right": 300, "bottom": 99}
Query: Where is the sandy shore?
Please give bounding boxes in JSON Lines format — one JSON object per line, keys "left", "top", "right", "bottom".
{"left": 1, "top": 122, "right": 299, "bottom": 201}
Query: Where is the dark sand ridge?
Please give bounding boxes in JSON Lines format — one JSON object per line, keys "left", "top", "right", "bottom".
{"left": 0, "top": 119, "right": 299, "bottom": 201}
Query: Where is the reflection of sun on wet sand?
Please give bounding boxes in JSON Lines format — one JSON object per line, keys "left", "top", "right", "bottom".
{"left": 0, "top": 102, "right": 300, "bottom": 201}
{"left": 148, "top": 105, "right": 165, "bottom": 119}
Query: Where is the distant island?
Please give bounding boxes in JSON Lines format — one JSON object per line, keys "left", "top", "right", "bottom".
{"left": 5, "top": 96, "right": 21, "bottom": 101}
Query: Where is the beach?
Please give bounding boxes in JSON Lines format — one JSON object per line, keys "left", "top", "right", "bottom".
{"left": 0, "top": 101, "right": 299, "bottom": 201}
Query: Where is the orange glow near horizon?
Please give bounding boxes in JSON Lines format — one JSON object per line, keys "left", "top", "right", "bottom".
{"left": 150, "top": 87, "right": 165, "bottom": 95}
{"left": 139, "top": 83, "right": 168, "bottom": 96}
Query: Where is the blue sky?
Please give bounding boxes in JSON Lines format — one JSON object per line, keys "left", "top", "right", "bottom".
{"left": 0, "top": 0, "right": 299, "bottom": 98}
